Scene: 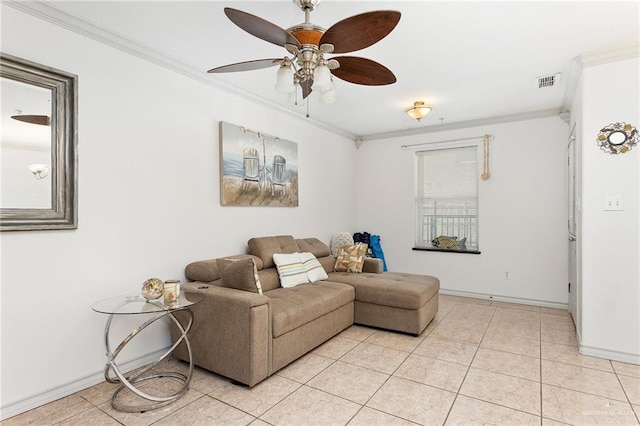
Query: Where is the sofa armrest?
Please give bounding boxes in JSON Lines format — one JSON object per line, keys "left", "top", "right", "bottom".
{"left": 170, "top": 283, "right": 271, "bottom": 386}
{"left": 363, "top": 257, "right": 384, "bottom": 274}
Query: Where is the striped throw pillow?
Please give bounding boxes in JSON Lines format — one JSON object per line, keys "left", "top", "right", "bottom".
{"left": 298, "top": 252, "right": 329, "bottom": 282}
{"left": 273, "top": 253, "right": 310, "bottom": 288}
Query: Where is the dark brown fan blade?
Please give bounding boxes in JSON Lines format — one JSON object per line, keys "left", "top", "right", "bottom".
{"left": 300, "top": 80, "right": 313, "bottom": 99}
{"left": 224, "top": 8, "right": 300, "bottom": 48}
{"left": 11, "top": 115, "right": 50, "bottom": 126}
{"left": 208, "top": 59, "right": 280, "bottom": 73}
{"left": 320, "top": 11, "right": 400, "bottom": 54}
{"left": 331, "top": 56, "right": 396, "bottom": 86}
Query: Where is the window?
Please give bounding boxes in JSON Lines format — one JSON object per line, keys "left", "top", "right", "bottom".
{"left": 415, "top": 145, "right": 479, "bottom": 252}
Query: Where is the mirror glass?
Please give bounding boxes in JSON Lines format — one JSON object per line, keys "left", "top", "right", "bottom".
{"left": 0, "top": 54, "right": 77, "bottom": 231}
{"left": 608, "top": 131, "right": 627, "bottom": 146}
{"left": 1, "top": 78, "right": 53, "bottom": 209}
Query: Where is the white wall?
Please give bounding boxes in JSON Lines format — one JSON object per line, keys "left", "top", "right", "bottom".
{"left": 355, "top": 117, "right": 570, "bottom": 305}
{"left": 0, "top": 6, "right": 356, "bottom": 418}
{"left": 570, "top": 78, "right": 584, "bottom": 339}
{"left": 578, "top": 57, "right": 640, "bottom": 363}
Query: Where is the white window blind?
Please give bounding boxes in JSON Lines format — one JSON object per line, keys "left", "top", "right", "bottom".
{"left": 415, "top": 145, "right": 479, "bottom": 251}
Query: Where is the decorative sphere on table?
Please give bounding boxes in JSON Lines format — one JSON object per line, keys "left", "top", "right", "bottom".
{"left": 141, "top": 278, "right": 164, "bottom": 300}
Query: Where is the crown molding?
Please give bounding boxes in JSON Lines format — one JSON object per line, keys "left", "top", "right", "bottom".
{"left": 358, "top": 108, "right": 564, "bottom": 142}
{"left": 3, "top": 0, "right": 356, "bottom": 141}
{"left": 359, "top": 46, "right": 639, "bottom": 143}
{"left": 562, "top": 43, "right": 640, "bottom": 113}
{"left": 8, "top": 2, "right": 635, "bottom": 146}
{"left": 578, "top": 43, "right": 640, "bottom": 68}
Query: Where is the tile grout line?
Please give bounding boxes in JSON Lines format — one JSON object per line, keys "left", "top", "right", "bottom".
{"left": 343, "top": 306, "right": 454, "bottom": 425}
{"left": 441, "top": 301, "right": 500, "bottom": 425}
{"left": 612, "top": 365, "right": 640, "bottom": 421}
{"left": 290, "top": 335, "right": 379, "bottom": 426}
{"left": 444, "top": 301, "right": 551, "bottom": 423}
{"left": 343, "top": 299, "right": 462, "bottom": 425}
{"left": 8, "top": 299, "right": 629, "bottom": 426}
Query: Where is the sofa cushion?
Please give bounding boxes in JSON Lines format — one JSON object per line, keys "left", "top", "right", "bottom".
{"left": 186, "top": 255, "right": 264, "bottom": 282}
{"left": 296, "top": 238, "right": 331, "bottom": 258}
{"left": 327, "top": 272, "right": 439, "bottom": 310}
{"left": 273, "top": 253, "right": 310, "bottom": 288}
{"left": 266, "top": 282, "right": 355, "bottom": 338}
{"left": 216, "top": 256, "right": 264, "bottom": 295}
{"left": 334, "top": 243, "right": 368, "bottom": 273}
{"left": 248, "top": 235, "right": 300, "bottom": 269}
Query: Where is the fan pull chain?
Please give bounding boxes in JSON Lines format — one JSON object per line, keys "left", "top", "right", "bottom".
{"left": 481, "top": 134, "right": 491, "bottom": 180}
{"left": 306, "top": 100, "right": 310, "bottom": 118}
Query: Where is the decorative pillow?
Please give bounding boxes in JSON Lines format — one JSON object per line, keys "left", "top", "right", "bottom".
{"left": 216, "top": 257, "right": 263, "bottom": 295}
{"left": 431, "top": 235, "right": 467, "bottom": 250}
{"left": 273, "top": 253, "right": 310, "bottom": 288}
{"left": 334, "top": 243, "right": 368, "bottom": 273}
{"left": 298, "top": 252, "right": 329, "bottom": 283}
{"left": 330, "top": 232, "right": 354, "bottom": 257}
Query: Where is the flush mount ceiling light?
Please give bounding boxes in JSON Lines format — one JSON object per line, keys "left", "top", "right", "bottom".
{"left": 405, "top": 101, "right": 432, "bottom": 122}
{"left": 207, "top": 1, "right": 401, "bottom": 109}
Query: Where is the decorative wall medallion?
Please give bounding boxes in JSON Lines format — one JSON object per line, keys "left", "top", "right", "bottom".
{"left": 597, "top": 122, "right": 638, "bottom": 154}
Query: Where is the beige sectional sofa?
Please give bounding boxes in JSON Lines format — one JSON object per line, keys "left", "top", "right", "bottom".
{"left": 171, "top": 235, "right": 439, "bottom": 387}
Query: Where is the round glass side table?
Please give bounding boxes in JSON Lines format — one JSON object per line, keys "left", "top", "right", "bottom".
{"left": 92, "top": 292, "right": 203, "bottom": 413}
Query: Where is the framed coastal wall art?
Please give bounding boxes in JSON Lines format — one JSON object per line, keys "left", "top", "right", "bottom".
{"left": 219, "top": 121, "right": 299, "bottom": 207}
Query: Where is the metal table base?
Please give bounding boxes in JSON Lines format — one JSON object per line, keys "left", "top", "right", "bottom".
{"left": 103, "top": 306, "right": 194, "bottom": 413}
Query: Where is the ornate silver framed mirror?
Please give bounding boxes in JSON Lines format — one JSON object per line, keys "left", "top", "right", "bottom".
{"left": 1, "top": 53, "right": 77, "bottom": 231}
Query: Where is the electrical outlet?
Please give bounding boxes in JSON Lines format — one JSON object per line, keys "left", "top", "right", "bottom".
{"left": 504, "top": 271, "right": 511, "bottom": 280}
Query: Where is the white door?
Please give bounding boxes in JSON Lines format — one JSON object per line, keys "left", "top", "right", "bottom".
{"left": 567, "top": 132, "right": 578, "bottom": 322}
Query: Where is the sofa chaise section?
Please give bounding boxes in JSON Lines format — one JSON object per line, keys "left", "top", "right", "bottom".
{"left": 326, "top": 271, "right": 439, "bottom": 335}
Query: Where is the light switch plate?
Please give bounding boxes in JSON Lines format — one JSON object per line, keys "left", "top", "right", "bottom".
{"left": 604, "top": 195, "right": 624, "bottom": 211}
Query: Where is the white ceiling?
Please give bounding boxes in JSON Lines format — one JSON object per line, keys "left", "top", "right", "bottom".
{"left": 13, "top": 1, "right": 640, "bottom": 139}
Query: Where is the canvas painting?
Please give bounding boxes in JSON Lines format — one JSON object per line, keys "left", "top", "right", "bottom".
{"left": 219, "top": 121, "right": 299, "bottom": 207}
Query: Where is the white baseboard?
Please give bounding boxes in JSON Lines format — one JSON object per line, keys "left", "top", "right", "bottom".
{"left": 441, "top": 290, "right": 640, "bottom": 365}
{"left": 0, "top": 347, "right": 169, "bottom": 421}
{"left": 439, "top": 288, "right": 569, "bottom": 310}
{"left": 579, "top": 344, "right": 640, "bottom": 365}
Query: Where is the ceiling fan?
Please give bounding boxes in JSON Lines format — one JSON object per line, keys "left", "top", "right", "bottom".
{"left": 11, "top": 112, "right": 50, "bottom": 126}
{"left": 207, "top": 0, "right": 401, "bottom": 105}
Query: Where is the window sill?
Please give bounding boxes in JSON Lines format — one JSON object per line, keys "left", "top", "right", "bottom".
{"left": 412, "top": 247, "right": 481, "bottom": 255}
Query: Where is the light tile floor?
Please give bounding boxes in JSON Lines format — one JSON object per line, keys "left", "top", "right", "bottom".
{"left": 3, "top": 294, "right": 640, "bottom": 425}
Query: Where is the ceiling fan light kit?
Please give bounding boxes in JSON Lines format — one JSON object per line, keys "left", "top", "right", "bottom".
{"left": 312, "top": 63, "right": 332, "bottom": 93}
{"left": 295, "top": 0, "right": 322, "bottom": 11}
{"left": 275, "top": 64, "right": 295, "bottom": 93}
{"left": 405, "top": 101, "right": 432, "bottom": 122}
{"left": 208, "top": 1, "right": 401, "bottom": 112}
{"left": 319, "top": 86, "right": 337, "bottom": 104}
{"left": 28, "top": 164, "right": 49, "bottom": 179}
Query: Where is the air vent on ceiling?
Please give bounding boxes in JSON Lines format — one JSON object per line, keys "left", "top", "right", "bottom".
{"left": 536, "top": 73, "right": 561, "bottom": 89}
